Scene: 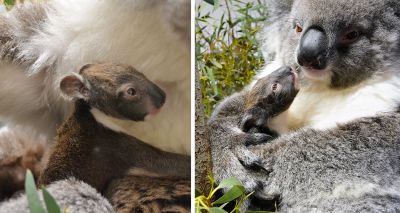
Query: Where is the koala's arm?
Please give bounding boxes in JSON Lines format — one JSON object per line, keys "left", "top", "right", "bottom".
{"left": 240, "top": 106, "right": 269, "bottom": 134}
{"left": 0, "top": 178, "right": 113, "bottom": 213}
{"left": 208, "top": 92, "right": 274, "bottom": 192}
{"left": 240, "top": 111, "right": 400, "bottom": 211}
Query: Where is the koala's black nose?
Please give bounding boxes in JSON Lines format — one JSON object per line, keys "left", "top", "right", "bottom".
{"left": 297, "top": 27, "right": 328, "bottom": 70}
{"left": 150, "top": 84, "right": 166, "bottom": 109}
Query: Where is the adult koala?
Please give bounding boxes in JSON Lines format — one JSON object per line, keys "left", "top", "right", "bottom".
{"left": 209, "top": 0, "right": 400, "bottom": 211}
{"left": 0, "top": 0, "right": 190, "bottom": 155}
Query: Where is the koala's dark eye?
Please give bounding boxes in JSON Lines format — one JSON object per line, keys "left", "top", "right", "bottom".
{"left": 271, "top": 83, "right": 282, "bottom": 93}
{"left": 345, "top": 31, "right": 359, "bottom": 41}
{"left": 272, "top": 83, "right": 278, "bottom": 91}
{"left": 126, "top": 88, "right": 136, "bottom": 96}
{"left": 340, "top": 29, "right": 361, "bottom": 45}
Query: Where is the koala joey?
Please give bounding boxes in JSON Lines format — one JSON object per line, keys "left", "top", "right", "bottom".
{"left": 208, "top": 66, "right": 299, "bottom": 191}
{"left": 0, "top": 0, "right": 190, "bottom": 155}
{"left": 241, "top": 66, "right": 299, "bottom": 135}
{"left": 40, "top": 63, "right": 190, "bottom": 194}
{"left": 210, "top": 0, "right": 400, "bottom": 211}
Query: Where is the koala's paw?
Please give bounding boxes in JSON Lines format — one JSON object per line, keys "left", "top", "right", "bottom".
{"left": 234, "top": 145, "right": 271, "bottom": 173}
{"left": 240, "top": 108, "right": 268, "bottom": 133}
{"left": 213, "top": 149, "right": 262, "bottom": 193}
{"left": 243, "top": 132, "right": 274, "bottom": 146}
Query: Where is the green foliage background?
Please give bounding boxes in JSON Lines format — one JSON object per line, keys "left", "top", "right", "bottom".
{"left": 196, "top": 0, "right": 268, "bottom": 117}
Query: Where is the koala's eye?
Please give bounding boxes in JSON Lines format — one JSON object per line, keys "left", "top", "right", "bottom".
{"left": 295, "top": 24, "right": 303, "bottom": 33}
{"left": 271, "top": 83, "right": 282, "bottom": 93}
{"left": 345, "top": 31, "right": 359, "bottom": 41}
{"left": 126, "top": 88, "right": 136, "bottom": 96}
{"left": 272, "top": 83, "right": 278, "bottom": 91}
{"left": 340, "top": 29, "right": 361, "bottom": 45}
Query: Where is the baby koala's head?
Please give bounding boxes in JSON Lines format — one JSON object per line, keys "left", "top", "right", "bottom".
{"left": 247, "top": 66, "right": 300, "bottom": 114}
{"left": 241, "top": 66, "right": 299, "bottom": 134}
{"left": 60, "top": 63, "right": 166, "bottom": 121}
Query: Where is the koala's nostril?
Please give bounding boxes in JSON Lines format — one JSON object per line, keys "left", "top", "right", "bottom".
{"left": 297, "top": 27, "right": 328, "bottom": 70}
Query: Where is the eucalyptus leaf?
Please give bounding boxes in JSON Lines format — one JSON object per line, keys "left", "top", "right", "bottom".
{"left": 213, "top": 185, "right": 245, "bottom": 205}
{"left": 216, "top": 177, "right": 242, "bottom": 190}
{"left": 195, "top": 189, "right": 203, "bottom": 198}
{"left": 208, "top": 207, "right": 228, "bottom": 213}
{"left": 4, "top": 0, "right": 15, "bottom": 6}
{"left": 204, "top": 0, "right": 214, "bottom": 5}
{"left": 25, "top": 170, "right": 46, "bottom": 213}
{"left": 42, "top": 188, "right": 62, "bottom": 213}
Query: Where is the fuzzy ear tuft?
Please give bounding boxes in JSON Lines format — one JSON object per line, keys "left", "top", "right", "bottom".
{"left": 79, "top": 64, "right": 93, "bottom": 74}
{"left": 266, "top": 0, "right": 294, "bottom": 20}
{"left": 60, "top": 74, "right": 90, "bottom": 100}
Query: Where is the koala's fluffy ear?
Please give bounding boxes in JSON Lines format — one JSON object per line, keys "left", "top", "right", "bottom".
{"left": 60, "top": 73, "right": 90, "bottom": 100}
{"left": 266, "top": 0, "right": 294, "bottom": 20}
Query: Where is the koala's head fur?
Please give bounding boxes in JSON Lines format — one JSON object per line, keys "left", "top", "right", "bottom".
{"left": 263, "top": 0, "right": 400, "bottom": 89}
{"left": 60, "top": 63, "right": 166, "bottom": 121}
{"left": 247, "top": 66, "right": 299, "bottom": 114}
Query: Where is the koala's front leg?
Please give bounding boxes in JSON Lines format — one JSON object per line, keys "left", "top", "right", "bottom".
{"left": 240, "top": 107, "right": 268, "bottom": 133}
{"left": 208, "top": 117, "right": 271, "bottom": 192}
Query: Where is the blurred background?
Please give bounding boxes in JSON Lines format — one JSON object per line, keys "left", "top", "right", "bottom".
{"left": 196, "top": 0, "right": 268, "bottom": 117}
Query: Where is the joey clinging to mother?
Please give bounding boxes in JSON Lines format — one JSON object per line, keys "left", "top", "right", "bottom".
{"left": 40, "top": 63, "right": 190, "bottom": 192}
{"left": 261, "top": 0, "right": 400, "bottom": 129}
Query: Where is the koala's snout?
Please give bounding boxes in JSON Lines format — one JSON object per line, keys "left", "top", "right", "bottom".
{"left": 297, "top": 27, "right": 328, "bottom": 70}
{"left": 149, "top": 83, "right": 166, "bottom": 109}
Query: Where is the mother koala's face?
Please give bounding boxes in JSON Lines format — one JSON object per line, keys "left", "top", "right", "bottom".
{"left": 282, "top": 0, "right": 400, "bottom": 89}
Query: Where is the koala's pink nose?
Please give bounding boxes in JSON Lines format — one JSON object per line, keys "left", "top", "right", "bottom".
{"left": 144, "top": 107, "right": 162, "bottom": 121}
{"left": 149, "top": 107, "right": 161, "bottom": 115}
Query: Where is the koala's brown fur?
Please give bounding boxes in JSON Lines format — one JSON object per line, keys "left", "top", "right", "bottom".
{"left": 105, "top": 175, "right": 190, "bottom": 213}
{"left": 39, "top": 63, "right": 190, "bottom": 212}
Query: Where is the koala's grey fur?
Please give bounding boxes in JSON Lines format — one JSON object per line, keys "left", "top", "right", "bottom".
{"left": 209, "top": 92, "right": 273, "bottom": 192}
{"left": 210, "top": 0, "right": 400, "bottom": 212}
{"left": 246, "top": 112, "right": 400, "bottom": 212}
{"left": 0, "top": 178, "right": 113, "bottom": 213}
{"left": 211, "top": 93, "right": 400, "bottom": 212}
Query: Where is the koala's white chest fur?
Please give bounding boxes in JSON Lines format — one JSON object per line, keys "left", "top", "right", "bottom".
{"left": 13, "top": 1, "right": 190, "bottom": 154}
{"left": 288, "top": 74, "right": 400, "bottom": 130}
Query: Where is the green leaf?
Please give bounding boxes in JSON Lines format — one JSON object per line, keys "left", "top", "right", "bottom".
{"left": 4, "top": 0, "right": 15, "bottom": 6}
{"left": 195, "top": 189, "right": 203, "bottom": 198}
{"left": 211, "top": 59, "right": 223, "bottom": 69}
{"left": 42, "top": 188, "right": 61, "bottom": 213}
{"left": 213, "top": 0, "right": 220, "bottom": 10}
{"left": 25, "top": 170, "right": 46, "bottom": 213}
{"left": 205, "top": 66, "right": 219, "bottom": 97}
{"left": 204, "top": 0, "right": 214, "bottom": 5}
{"left": 213, "top": 185, "right": 245, "bottom": 205}
{"left": 208, "top": 207, "right": 228, "bottom": 213}
{"left": 216, "top": 177, "right": 243, "bottom": 190}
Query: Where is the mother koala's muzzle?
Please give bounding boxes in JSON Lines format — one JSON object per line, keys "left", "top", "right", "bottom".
{"left": 297, "top": 27, "right": 329, "bottom": 70}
